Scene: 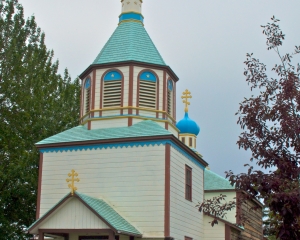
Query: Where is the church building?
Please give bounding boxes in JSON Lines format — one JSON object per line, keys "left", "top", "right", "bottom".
{"left": 28, "top": 1, "right": 263, "bottom": 239}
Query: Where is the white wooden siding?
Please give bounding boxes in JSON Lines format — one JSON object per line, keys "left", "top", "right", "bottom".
{"left": 40, "top": 198, "right": 109, "bottom": 229}
{"left": 168, "top": 125, "right": 179, "bottom": 137}
{"left": 95, "top": 69, "right": 106, "bottom": 109}
{"left": 91, "top": 118, "right": 128, "bottom": 129}
{"left": 169, "top": 146, "right": 204, "bottom": 240}
{"left": 203, "top": 215, "right": 225, "bottom": 240}
{"left": 205, "top": 191, "right": 236, "bottom": 224}
{"left": 118, "top": 66, "right": 129, "bottom": 107}
{"left": 138, "top": 110, "right": 156, "bottom": 118}
{"left": 40, "top": 145, "right": 165, "bottom": 237}
{"left": 102, "top": 110, "right": 121, "bottom": 117}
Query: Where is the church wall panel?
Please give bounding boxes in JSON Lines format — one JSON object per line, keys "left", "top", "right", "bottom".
{"left": 167, "top": 125, "right": 178, "bottom": 137}
{"left": 204, "top": 191, "right": 236, "bottom": 224}
{"left": 91, "top": 118, "right": 128, "bottom": 129}
{"left": 95, "top": 69, "right": 106, "bottom": 109}
{"left": 169, "top": 146, "right": 204, "bottom": 240}
{"left": 40, "top": 145, "right": 166, "bottom": 237}
{"left": 101, "top": 110, "right": 121, "bottom": 117}
{"left": 138, "top": 110, "right": 156, "bottom": 118}
{"left": 132, "top": 66, "right": 140, "bottom": 107}
{"left": 120, "top": 66, "right": 130, "bottom": 107}
{"left": 40, "top": 198, "right": 109, "bottom": 229}
{"left": 203, "top": 215, "right": 225, "bottom": 240}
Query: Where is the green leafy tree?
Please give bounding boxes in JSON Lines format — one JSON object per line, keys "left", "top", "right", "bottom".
{"left": 226, "top": 16, "right": 300, "bottom": 239}
{"left": 199, "top": 16, "right": 300, "bottom": 240}
{"left": 0, "top": 0, "right": 80, "bottom": 238}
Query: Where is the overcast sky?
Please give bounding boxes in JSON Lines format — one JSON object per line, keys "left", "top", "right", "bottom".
{"left": 20, "top": 0, "right": 300, "bottom": 177}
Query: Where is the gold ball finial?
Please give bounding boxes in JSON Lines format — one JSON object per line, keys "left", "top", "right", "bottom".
{"left": 181, "top": 89, "right": 192, "bottom": 112}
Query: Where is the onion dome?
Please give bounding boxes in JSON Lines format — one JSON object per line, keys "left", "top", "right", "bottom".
{"left": 176, "top": 112, "right": 200, "bottom": 136}
{"left": 176, "top": 89, "right": 200, "bottom": 136}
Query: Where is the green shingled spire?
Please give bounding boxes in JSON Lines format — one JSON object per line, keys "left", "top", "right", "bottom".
{"left": 93, "top": 21, "right": 166, "bottom": 66}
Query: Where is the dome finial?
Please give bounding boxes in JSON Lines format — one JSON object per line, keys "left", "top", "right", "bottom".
{"left": 121, "top": 0, "right": 142, "bottom": 14}
{"left": 119, "top": 0, "right": 144, "bottom": 24}
{"left": 181, "top": 89, "right": 192, "bottom": 113}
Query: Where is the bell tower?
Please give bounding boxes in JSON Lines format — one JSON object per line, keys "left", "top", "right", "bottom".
{"left": 79, "top": 0, "right": 179, "bottom": 136}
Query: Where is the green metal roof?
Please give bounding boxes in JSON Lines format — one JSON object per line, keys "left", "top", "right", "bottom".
{"left": 77, "top": 192, "right": 141, "bottom": 235}
{"left": 204, "top": 169, "right": 235, "bottom": 190}
{"left": 28, "top": 192, "right": 141, "bottom": 236}
{"left": 37, "top": 120, "right": 172, "bottom": 145}
{"left": 93, "top": 21, "right": 166, "bottom": 66}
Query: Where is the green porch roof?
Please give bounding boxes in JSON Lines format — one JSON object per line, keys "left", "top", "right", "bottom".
{"left": 204, "top": 169, "right": 235, "bottom": 191}
{"left": 28, "top": 192, "right": 141, "bottom": 236}
{"left": 77, "top": 192, "right": 141, "bottom": 235}
{"left": 37, "top": 120, "right": 172, "bottom": 145}
{"left": 93, "top": 21, "right": 166, "bottom": 66}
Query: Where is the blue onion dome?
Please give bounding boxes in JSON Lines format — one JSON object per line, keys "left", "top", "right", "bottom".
{"left": 176, "top": 112, "right": 200, "bottom": 136}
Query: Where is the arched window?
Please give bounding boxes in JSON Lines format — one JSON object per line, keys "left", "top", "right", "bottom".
{"left": 167, "top": 79, "right": 173, "bottom": 115}
{"left": 139, "top": 71, "right": 156, "bottom": 109}
{"left": 84, "top": 78, "right": 91, "bottom": 114}
{"left": 103, "top": 71, "right": 122, "bottom": 108}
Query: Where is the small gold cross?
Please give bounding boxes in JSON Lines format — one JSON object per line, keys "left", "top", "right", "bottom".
{"left": 181, "top": 89, "right": 192, "bottom": 112}
{"left": 66, "top": 169, "right": 80, "bottom": 195}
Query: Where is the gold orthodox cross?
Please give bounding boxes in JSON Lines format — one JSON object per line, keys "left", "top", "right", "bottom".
{"left": 181, "top": 89, "right": 192, "bottom": 112}
{"left": 66, "top": 169, "right": 80, "bottom": 195}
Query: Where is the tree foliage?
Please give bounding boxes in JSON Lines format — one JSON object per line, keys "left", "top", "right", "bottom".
{"left": 226, "top": 16, "right": 300, "bottom": 239}
{"left": 0, "top": 0, "right": 80, "bottom": 238}
{"left": 196, "top": 194, "right": 236, "bottom": 226}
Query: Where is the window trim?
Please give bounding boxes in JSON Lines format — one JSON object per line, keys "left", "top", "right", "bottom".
{"left": 185, "top": 165, "right": 192, "bottom": 201}
{"left": 84, "top": 78, "right": 91, "bottom": 114}
{"left": 101, "top": 69, "right": 124, "bottom": 109}
{"left": 167, "top": 79, "right": 173, "bottom": 116}
{"left": 137, "top": 70, "right": 159, "bottom": 110}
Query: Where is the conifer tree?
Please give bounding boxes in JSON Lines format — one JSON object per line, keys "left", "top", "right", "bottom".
{"left": 0, "top": 0, "right": 80, "bottom": 238}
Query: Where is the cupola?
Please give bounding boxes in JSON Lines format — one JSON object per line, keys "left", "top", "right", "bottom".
{"left": 176, "top": 89, "right": 200, "bottom": 149}
{"left": 120, "top": 0, "right": 143, "bottom": 24}
{"left": 79, "top": 0, "right": 179, "bottom": 136}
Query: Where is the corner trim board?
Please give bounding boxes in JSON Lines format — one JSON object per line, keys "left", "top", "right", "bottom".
{"left": 164, "top": 144, "right": 171, "bottom": 237}
{"left": 36, "top": 152, "right": 43, "bottom": 219}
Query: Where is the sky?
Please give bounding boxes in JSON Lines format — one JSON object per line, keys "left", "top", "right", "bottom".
{"left": 20, "top": 0, "right": 300, "bottom": 177}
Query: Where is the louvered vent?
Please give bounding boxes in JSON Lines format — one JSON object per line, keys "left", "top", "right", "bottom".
{"left": 85, "top": 88, "right": 91, "bottom": 113}
{"left": 139, "top": 80, "right": 156, "bottom": 108}
{"left": 167, "top": 90, "right": 172, "bottom": 115}
{"left": 103, "top": 80, "right": 122, "bottom": 107}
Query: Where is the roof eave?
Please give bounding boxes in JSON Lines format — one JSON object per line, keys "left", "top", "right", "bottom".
{"left": 28, "top": 192, "right": 142, "bottom": 236}
{"left": 35, "top": 134, "right": 208, "bottom": 168}
{"left": 79, "top": 61, "right": 179, "bottom": 82}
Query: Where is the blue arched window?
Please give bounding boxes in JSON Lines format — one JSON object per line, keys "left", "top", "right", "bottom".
{"left": 84, "top": 78, "right": 91, "bottom": 113}
{"left": 103, "top": 71, "right": 122, "bottom": 108}
{"left": 167, "top": 79, "right": 173, "bottom": 115}
{"left": 139, "top": 71, "right": 157, "bottom": 109}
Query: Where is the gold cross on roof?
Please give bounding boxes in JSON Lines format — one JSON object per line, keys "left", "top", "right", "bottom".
{"left": 181, "top": 89, "right": 192, "bottom": 112}
{"left": 66, "top": 169, "right": 80, "bottom": 195}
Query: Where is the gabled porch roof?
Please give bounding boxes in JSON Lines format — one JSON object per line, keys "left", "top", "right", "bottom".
{"left": 28, "top": 192, "right": 142, "bottom": 237}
